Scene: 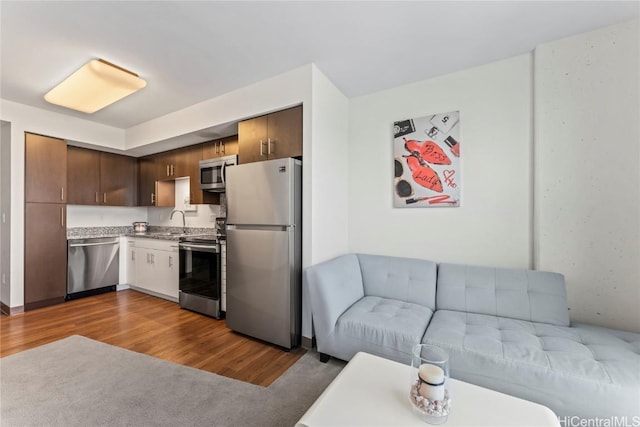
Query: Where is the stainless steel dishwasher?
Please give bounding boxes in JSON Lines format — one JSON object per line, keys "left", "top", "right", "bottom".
{"left": 67, "top": 237, "right": 120, "bottom": 300}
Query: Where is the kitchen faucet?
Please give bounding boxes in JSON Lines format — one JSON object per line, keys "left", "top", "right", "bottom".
{"left": 170, "top": 209, "right": 186, "bottom": 233}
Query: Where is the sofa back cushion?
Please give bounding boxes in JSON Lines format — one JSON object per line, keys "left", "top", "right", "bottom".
{"left": 436, "top": 263, "right": 570, "bottom": 326}
{"left": 357, "top": 254, "right": 437, "bottom": 310}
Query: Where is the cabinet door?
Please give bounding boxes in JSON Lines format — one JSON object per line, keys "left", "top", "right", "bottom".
{"left": 67, "top": 146, "right": 100, "bottom": 205}
{"left": 127, "top": 243, "right": 137, "bottom": 286}
{"left": 183, "top": 144, "right": 204, "bottom": 204}
{"left": 134, "top": 247, "right": 178, "bottom": 300}
{"left": 203, "top": 136, "right": 238, "bottom": 159}
{"left": 100, "top": 152, "right": 137, "bottom": 206}
{"left": 24, "top": 202, "right": 67, "bottom": 309}
{"left": 155, "top": 249, "right": 179, "bottom": 299}
{"left": 222, "top": 136, "right": 239, "bottom": 156}
{"left": 238, "top": 115, "right": 268, "bottom": 164}
{"left": 25, "top": 133, "right": 67, "bottom": 203}
{"left": 155, "top": 151, "right": 174, "bottom": 180}
{"left": 135, "top": 250, "right": 154, "bottom": 292}
{"left": 138, "top": 156, "right": 157, "bottom": 206}
{"left": 202, "top": 140, "right": 222, "bottom": 159}
{"left": 171, "top": 147, "right": 190, "bottom": 178}
{"left": 267, "top": 105, "right": 302, "bottom": 160}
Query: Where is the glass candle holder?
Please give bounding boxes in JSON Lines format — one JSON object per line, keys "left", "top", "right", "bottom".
{"left": 409, "top": 344, "right": 451, "bottom": 424}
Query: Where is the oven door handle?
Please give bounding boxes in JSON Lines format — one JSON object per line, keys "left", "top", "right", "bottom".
{"left": 179, "top": 243, "right": 219, "bottom": 253}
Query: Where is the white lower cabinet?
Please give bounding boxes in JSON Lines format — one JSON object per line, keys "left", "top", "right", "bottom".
{"left": 127, "top": 238, "right": 179, "bottom": 301}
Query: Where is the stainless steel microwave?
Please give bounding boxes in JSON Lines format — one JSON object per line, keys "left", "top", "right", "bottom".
{"left": 199, "top": 154, "right": 237, "bottom": 192}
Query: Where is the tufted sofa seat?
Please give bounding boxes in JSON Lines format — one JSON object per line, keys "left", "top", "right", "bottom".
{"left": 424, "top": 312, "right": 640, "bottom": 419}
{"left": 305, "top": 254, "right": 640, "bottom": 420}
{"left": 305, "top": 253, "right": 437, "bottom": 363}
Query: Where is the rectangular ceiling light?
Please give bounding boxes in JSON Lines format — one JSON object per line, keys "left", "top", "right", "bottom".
{"left": 44, "top": 59, "right": 146, "bottom": 113}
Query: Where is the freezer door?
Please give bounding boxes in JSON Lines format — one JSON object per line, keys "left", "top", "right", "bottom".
{"left": 226, "top": 227, "right": 297, "bottom": 348}
{"left": 226, "top": 158, "right": 299, "bottom": 226}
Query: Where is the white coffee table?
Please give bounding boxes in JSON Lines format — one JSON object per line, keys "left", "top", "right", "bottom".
{"left": 296, "top": 352, "right": 560, "bottom": 427}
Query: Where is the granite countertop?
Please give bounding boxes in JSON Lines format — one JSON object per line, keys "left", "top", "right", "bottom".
{"left": 67, "top": 226, "right": 218, "bottom": 241}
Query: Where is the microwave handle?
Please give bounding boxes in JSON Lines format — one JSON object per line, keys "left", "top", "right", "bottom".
{"left": 221, "top": 162, "right": 227, "bottom": 187}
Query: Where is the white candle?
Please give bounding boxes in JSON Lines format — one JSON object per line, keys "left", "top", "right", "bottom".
{"left": 418, "top": 363, "right": 445, "bottom": 402}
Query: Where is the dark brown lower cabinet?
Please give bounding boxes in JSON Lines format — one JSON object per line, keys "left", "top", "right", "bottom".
{"left": 24, "top": 202, "right": 67, "bottom": 310}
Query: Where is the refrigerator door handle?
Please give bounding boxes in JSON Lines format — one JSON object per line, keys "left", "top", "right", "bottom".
{"left": 227, "top": 224, "right": 292, "bottom": 232}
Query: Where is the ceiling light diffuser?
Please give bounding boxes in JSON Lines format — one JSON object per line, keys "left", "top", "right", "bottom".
{"left": 44, "top": 59, "right": 146, "bottom": 113}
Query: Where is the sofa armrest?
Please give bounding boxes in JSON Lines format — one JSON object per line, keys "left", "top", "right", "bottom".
{"left": 304, "top": 254, "right": 365, "bottom": 341}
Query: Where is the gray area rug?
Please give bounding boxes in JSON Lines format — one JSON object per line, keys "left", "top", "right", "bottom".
{"left": 0, "top": 335, "right": 345, "bottom": 426}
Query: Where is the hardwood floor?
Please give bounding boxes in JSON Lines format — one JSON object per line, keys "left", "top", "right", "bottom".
{"left": 0, "top": 290, "right": 305, "bottom": 387}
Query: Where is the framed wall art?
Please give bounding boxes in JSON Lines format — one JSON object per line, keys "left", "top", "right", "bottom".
{"left": 393, "top": 111, "right": 461, "bottom": 208}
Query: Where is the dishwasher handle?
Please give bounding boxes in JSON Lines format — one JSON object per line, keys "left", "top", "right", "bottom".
{"left": 69, "top": 241, "right": 119, "bottom": 248}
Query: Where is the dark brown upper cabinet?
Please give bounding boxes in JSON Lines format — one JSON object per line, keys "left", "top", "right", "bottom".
{"left": 100, "top": 152, "right": 137, "bottom": 206}
{"left": 156, "top": 148, "right": 189, "bottom": 181}
{"left": 238, "top": 106, "right": 302, "bottom": 164}
{"left": 25, "top": 133, "right": 67, "bottom": 204}
{"left": 67, "top": 146, "right": 137, "bottom": 206}
{"left": 67, "top": 146, "right": 101, "bottom": 205}
{"left": 138, "top": 155, "right": 159, "bottom": 207}
{"left": 202, "top": 135, "right": 239, "bottom": 159}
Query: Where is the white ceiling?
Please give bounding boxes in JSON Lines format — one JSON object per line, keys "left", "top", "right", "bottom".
{"left": 1, "top": 1, "right": 638, "bottom": 130}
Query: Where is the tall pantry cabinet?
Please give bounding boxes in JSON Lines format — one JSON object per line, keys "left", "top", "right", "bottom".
{"left": 24, "top": 133, "right": 67, "bottom": 310}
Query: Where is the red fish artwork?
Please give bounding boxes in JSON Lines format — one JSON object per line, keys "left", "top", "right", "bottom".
{"left": 404, "top": 156, "right": 443, "bottom": 193}
{"left": 403, "top": 138, "right": 451, "bottom": 165}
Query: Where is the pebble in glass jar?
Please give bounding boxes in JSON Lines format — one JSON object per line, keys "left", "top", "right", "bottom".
{"left": 409, "top": 344, "right": 451, "bottom": 424}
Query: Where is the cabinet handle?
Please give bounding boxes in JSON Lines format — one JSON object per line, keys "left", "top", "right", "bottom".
{"left": 151, "top": 193, "right": 155, "bottom": 205}
{"left": 95, "top": 192, "right": 99, "bottom": 204}
{"left": 169, "top": 256, "right": 173, "bottom": 268}
{"left": 60, "top": 206, "right": 64, "bottom": 228}
{"left": 146, "top": 253, "right": 150, "bottom": 264}
{"left": 260, "top": 140, "right": 264, "bottom": 157}
{"left": 166, "top": 165, "right": 170, "bottom": 176}
{"left": 131, "top": 250, "right": 135, "bottom": 261}
{"left": 151, "top": 253, "right": 155, "bottom": 264}
{"left": 103, "top": 193, "right": 107, "bottom": 204}
{"left": 215, "top": 142, "right": 219, "bottom": 154}
{"left": 268, "top": 138, "right": 272, "bottom": 155}
{"left": 220, "top": 142, "right": 225, "bottom": 154}
{"left": 61, "top": 187, "right": 64, "bottom": 201}
{"left": 171, "top": 164, "right": 174, "bottom": 176}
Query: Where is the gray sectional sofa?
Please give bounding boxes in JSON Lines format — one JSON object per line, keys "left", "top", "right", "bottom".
{"left": 305, "top": 253, "right": 640, "bottom": 421}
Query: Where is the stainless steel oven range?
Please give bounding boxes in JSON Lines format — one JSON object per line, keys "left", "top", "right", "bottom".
{"left": 178, "top": 235, "right": 221, "bottom": 319}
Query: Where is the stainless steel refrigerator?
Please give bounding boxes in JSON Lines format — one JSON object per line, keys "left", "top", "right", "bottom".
{"left": 225, "top": 157, "right": 302, "bottom": 349}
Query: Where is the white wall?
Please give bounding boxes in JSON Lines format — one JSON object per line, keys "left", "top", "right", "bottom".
{"left": 124, "top": 65, "right": 313, "bottom": 149}
{"left": 0, "top": 121, "right": 11, "bottom": 308}
{"left": 147, "top": 177, "right": 221, "bottom": 228}
{"left": 348, "top": 54, "right": 534, "bottom": 268}
{"left": 534, "top": 19, "right": 639, "bottom": 333}
{"left": 67, "top": 205, "right": 148, "bottom": 228}
{"left": 300, "top": 66, "right": 350, "bottom": 341}
{"left": 309, "top": 67, "right": 350, "bottom": 264}
{"left": 67, "top": 179, "right": 221, "bottom": 230}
